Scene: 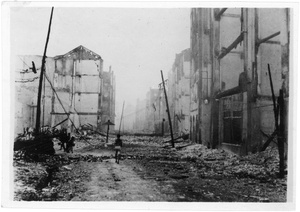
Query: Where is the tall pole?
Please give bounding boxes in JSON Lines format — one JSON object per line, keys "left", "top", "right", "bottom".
{"left": 160, "top": 70, "right": 174, "bottom": 148}
{"left": 119, "top": 101, "right": 125, "bottom": 134}
{"left": 36, "top": 7, "right": 54, "bottom": 134}
{"left": 268, "top": 64, "right": 278, "bottom": 130}
{"left": 42, "top": 71, "right": 46, "bottom": 127}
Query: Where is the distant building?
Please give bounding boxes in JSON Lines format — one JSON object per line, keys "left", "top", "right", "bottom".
{"left": 101, "top": 66, "right": 116, "bottom": 131}
{"left": 153, "top": 83, "right": 168, "bottom": 135}
{"left": 139, "top": 53, "right": 192, "bottom": 136}
{"left": 134, "top": 98, "right": 147, "bottom": 133}
{"left": 145, "top": 88, "right": 159, "bottom": 133}
{"left": 122, "top": 103, "right": 136, "bottom": 133}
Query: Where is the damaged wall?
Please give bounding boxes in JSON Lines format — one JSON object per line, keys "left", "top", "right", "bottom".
{"left": 15, "top": 55, "right": 55, "bottom": 136}
{"left": 190, "top": 8, "right": 289, "bottom": 155}
{"left": 51, "top": 45, "right": 103, "bottom": 132}
{"left": 168, "top": 48, "right": 191, "bottom": 136}
{"left": 15, "top": 46, "right": 116, "bottom": 136}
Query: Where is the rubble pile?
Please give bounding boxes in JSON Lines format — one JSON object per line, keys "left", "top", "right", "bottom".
{"left": 177, "top": 144, "right": 283, "bottom": 181}
{"left": 122, "top": 136, "right": 164, "bottom": 147}
{"left": 126, "top": 137, "right": 286, "bottom": 202}
{"left": 13, "top": 154, "right": 93, "bottom": 201}
{"left": 14, "top": 133, "right": 55, "bottom": 156}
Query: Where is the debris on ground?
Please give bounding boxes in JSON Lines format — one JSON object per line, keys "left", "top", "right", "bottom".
{"left": 13, "top": 135, "right": 287, "bottom": 202}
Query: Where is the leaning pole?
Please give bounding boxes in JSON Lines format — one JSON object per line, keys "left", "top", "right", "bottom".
{"left": 160, "top": 70, "right": 174, "bottom": 148}
{"left": 35, "top": 7, "right": 54, "bottom": 134}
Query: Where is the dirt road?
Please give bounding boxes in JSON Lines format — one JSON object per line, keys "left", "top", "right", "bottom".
{"left": 77, "top": 159, "right": 168, "bottom": 201}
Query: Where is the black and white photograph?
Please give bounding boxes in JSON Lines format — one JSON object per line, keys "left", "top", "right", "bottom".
{"left": 1, "top": 0, "right": 298, "bottom": 211}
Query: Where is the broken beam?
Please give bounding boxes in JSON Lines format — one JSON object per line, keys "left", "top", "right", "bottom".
{"left": 215, "top": 8, "right": 227, "bottom": 20}
{"left": 256, "top": 31, "right": 280, "bottom": 46}
{"left": 215, "top": 86, "right": 241, "bottom": 99}
{"left": 52, "top": 118, "right": 68, "bottom": 129}
{"left": 218, "top": 31, "right": 245, "bottom": 59}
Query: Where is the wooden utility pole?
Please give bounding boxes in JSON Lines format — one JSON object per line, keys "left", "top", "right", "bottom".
{"left": 104, "top": 119, "right": 115, "bottom": 144}
{"left": 35, "top": 7, "right": 54, "bottom": 134}
{"left": 119, "top": 101, "right": 125, "bottom": 134}
{"left": 268, "top": 64, "right": 279, "bottom": 130}
{"left": 278, "top": 89, "right": 285, "bottom": 178}
{"left": 160, "top": 70, "right": 174, "bottom": 148}
{"left": 261, "top": 64, "right": 285, "bottom": 178}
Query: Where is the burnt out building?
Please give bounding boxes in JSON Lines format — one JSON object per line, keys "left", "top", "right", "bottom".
{"left": 190, "top": 8, "right": 289, "bottom": 155}
{"left": 51, "top": 45, "right": 104, "bottom": 132}
{"left": 15, "top": 45, "right": 116, "bottom": 136}
{"left": 168, "top": 48, "right": 191, "bottom": 136}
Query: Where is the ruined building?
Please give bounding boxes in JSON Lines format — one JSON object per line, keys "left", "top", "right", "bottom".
{"left": 15, "top": 45, "right": 116, "bottom": 135}
{"left": 168, "top": 48, "right": 191, "bottom": 136}
{"left": 190, "top": 8, "right": 289, "bottom": 154}
{"left": 145, "top": 88, "right": 160, "bottom": 133}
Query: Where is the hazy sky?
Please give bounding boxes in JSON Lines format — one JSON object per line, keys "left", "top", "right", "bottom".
{"left": 10, "top": 7, "right": 190, "bottom": 112}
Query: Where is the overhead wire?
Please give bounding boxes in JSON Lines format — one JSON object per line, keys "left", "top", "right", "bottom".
{"left": 15, "top": 76, "right": 40, "bottom": 83}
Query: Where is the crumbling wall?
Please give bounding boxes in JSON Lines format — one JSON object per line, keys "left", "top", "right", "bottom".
{"left": 51, "top": 46, "right": 103, "bottom": 132}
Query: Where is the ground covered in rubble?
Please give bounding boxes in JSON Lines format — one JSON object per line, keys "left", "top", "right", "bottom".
{"left": 13, "top": 135, "right": 287, "bottom": 202}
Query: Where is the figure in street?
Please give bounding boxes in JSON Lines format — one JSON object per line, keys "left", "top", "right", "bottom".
{"left": 66, "top": 135, "right": 75, "bottom": 153}
{"left": 114, "top": 134, "right": 122, "bottom": 164}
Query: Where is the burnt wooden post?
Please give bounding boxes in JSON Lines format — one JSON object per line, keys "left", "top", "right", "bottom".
{"left": 119, "top": 101, "right": 125, "bottom": 134}
{"left": 104, "top": 120, "right": 115, "bottom": 144}
{"left": 35, "top": 7, "right": 54, "bottom": 134}
{"left": 160, "top": 70, "right": 174, "bottom": 148}
{"left": 278, "top": 89, "right": 285, "bottom": 178}
{"left": 268, "top": 64, "right": 279, "bottom": 130}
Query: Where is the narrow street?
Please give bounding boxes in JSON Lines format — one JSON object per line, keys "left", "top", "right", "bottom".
{"left": 78, "top": 159, "right": 168, "bottom": 201}
{"left": 13, "top": 135, "right": 287, "bottom": 202}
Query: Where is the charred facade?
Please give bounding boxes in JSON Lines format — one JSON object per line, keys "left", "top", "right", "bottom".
{"left": 190, "top": 8, "right": 289, "bottom": 155}
{"left": 15, "top": 45, "right": 116, "bottom": 135}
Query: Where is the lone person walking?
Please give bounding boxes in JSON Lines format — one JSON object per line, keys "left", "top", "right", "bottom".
{"left": 114, "top": 134, "right": 122, "bottom": 164}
